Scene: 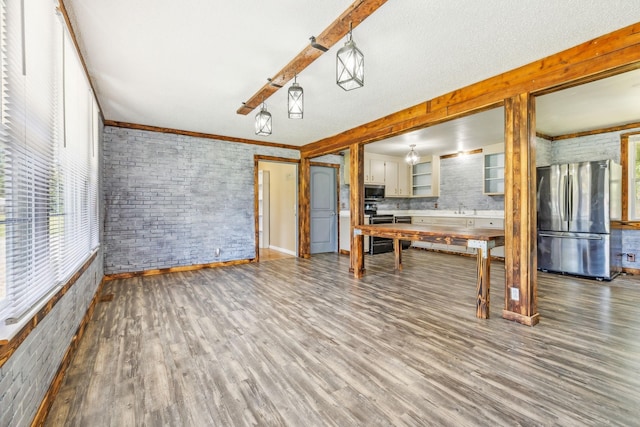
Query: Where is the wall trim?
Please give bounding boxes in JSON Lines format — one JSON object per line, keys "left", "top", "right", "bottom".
{"left": 105, "top": 120, "right": 300, "bottom": 151}
{"left": 545, "top": 121, "right": 640, "bottom": 141}
{"left": 104, "top": 258, "right": 254, "bottom": 281}
{"left": 0, "top": 251, "right": 99, "bottom": 364}
{"left": 30, "top": 276, "right": 107, "bottom": 427}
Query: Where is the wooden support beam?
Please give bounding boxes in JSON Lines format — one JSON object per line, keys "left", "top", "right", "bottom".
{"left": 237, "top": 0, "right": 388, "bottom": 115}
{"left": 503, "top": 93, "right": 539, "bottom": 326}
{"left": 301, "top": 22, "right": 640, "bottom": 158}
{"left": 298, "top": 157, "right": 311, "bottom": 259}
{"left": 349, "top": 143, "right": 365, "bottom": 276}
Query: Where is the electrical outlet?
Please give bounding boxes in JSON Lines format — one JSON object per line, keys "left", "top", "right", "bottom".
{"left": 510, "top": 287, "right": 520, "bottom": 301}
{"left": 215, "top": 248, "right": 221, "bottom": 257}
{"left": 627, "top": 253, "right": 636, "bottom": 262}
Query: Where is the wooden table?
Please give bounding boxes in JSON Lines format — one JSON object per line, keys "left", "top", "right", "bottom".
{"left": 353, "top": 223, "right": 505, "bottom": 319}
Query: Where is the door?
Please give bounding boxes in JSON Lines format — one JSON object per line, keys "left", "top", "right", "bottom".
{"left": 537, "top": 164, "right": 568, "bottom": 231}
{"left": 569, "top": 160, "right": 610, "bottom": 234}
{"left": 310, "top": 166, "right": 337, "bottom": 254}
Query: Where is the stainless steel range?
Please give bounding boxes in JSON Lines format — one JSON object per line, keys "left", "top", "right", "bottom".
{"left": 368, "top": 214, "right": 394, "bottom": 254}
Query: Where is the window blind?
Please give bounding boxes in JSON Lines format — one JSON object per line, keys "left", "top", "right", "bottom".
{"left": 0, "top": 0, "right": 100, "bottom": 330}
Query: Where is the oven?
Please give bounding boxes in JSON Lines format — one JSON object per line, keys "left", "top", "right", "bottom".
{"left": 369, "top": 214, "right": 394, "bottom": 254}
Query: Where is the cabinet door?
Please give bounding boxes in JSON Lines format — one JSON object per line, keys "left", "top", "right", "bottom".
{"left": 369, "top": 158, "right": 385, "bottom": 184}
{"left": 397, "top": 161, "right": 409, "bottom": 196}
{"left": 364, "top": 159, "right": 370, "bottom": 183}
{"left": 384, "top": 160, "right": 399, "bottom": 196}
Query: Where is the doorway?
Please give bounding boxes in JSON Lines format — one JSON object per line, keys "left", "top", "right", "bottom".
{"left": 310, "top": 165, "right": 338, "bottom": 254}
{"left": 257, "top": 159, "right": 298, "bottom": 261}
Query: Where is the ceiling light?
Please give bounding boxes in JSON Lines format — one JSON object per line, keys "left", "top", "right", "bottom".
{"left": 405, "top": 144, "right": 420, "bottom": 165}
{"left": 288, "top": 75, "right": 304, "bottom": 119}
{"left": 336, "top": 25, "right": 364, "bottom": 91}
{"left": 255, "top": 102, "right": 272, "bottom": 136}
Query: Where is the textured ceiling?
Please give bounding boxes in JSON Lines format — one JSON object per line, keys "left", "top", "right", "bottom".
{"left": 64, "top": 0, "right": 640, "bottom": 154}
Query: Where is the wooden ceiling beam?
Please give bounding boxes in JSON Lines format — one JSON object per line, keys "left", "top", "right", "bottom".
{"left": 237, "top": 0, "right": 388, "bottom": 115}
{"left": 301, "top": 22, "right": 640, "bottom": 158}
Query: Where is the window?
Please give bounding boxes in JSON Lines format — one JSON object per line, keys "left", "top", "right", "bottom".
{"left": 0, "top": 0, "right": 100, "bottom": 337}
{"left": 621, "top": 132, "right": 640, "bottom": 221}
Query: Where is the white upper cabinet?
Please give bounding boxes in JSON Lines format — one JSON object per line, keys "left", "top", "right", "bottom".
{"left": 364, "top": 156, "right": 385, "bottom": 184}
{"left": 483, "top": 143, "right": 505, "bottom": 195}
{"left": 411, "top": 155, "right": 440, "bottom": 197}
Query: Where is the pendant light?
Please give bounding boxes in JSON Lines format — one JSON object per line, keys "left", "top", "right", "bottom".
{"left": 336, "top": 24, "right": 364, "bottom": 91}
{"left": 288, "top": 75, "right": 304, "bottom": 119}
{"left": 405, "top": 144, "right": 420, "bottom": 165}
{"left": 255, "top": 102, "right": 272, "bottom": 136}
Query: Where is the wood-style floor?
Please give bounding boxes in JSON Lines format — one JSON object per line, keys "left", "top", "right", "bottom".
{"left": 259, "top": 248, "right": 295, "bottom": 262}
{"left": 46, "top": 250, "right": 640, "bottom": 426}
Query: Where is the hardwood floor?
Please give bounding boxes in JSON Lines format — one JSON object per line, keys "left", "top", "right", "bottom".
{"left": 45, "top": 250, "right": 640, "bottom": 426}
{"left": 259, "top": 248, "right": 295, "bottom": 262}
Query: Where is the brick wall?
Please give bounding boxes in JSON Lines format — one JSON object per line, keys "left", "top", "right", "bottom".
{"left": 0, "top": 254, "right": 104, "bottom": 427}
{"left": 103, "top": 127, "right": 299, "bottom": 274}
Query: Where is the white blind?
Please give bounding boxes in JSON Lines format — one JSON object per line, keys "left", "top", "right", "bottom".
{"left": 0, "top": 0, "right": 100, "bottom": 329}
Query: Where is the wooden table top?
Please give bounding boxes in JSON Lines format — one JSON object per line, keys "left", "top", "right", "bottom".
{"left": 354, "top": 223, "right": 505, "bottom": 245}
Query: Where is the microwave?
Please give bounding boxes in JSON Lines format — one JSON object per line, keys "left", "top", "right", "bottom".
{"left": 364, "top": 184, "right": 385, "bottom": 201}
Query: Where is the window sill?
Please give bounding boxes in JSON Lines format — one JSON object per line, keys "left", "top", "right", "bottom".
{"left": 0, "top": 250, "right": 99, "bottom": 367}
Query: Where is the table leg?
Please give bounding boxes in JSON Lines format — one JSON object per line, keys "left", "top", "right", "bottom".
{"left": 475, "top": 247, "right": 490, "bottom": 319}
{"left": 394, "top": 239, "right": 402, "bottom": 271}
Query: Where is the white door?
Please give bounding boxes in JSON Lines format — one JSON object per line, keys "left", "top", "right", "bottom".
{"left": 310, "top": 166, "right": 337, "bottom": 254}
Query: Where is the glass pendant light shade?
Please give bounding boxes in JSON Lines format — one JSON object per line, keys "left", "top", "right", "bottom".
{"left": 336, "top": 31, "right": 364, "bottom": 91}
{"left": 255, "top": 103, "right": 272, "bottom": 136}
{"left": 288, "top": 77, "right": 304, "bottom": 119}
{"left": 405, "top": 144, "right": 420, "bottom": 165}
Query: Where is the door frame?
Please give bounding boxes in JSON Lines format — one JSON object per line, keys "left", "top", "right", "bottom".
{"left": 254, "top": 155, "right": 300, "bottom": 262}
{"left": 309, "top": 161, "right": 340, "bottom": 255}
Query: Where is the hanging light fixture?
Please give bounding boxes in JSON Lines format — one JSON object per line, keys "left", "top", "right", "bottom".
{"left": 255, "top": 102, "right": 272, "bottom": 136}
{"left": 336, "top": 23, "right": 364, "bottom": 91}
{"left": 405, "top": 144, "right": 420, "bottom": 165}
{"left": 288, "top": 75, "right": 304, "bottom": 119}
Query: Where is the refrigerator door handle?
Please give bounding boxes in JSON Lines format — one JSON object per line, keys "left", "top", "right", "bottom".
{"left": 561, "top": 176, "right": 567, "bottom": 221}
{"left": 567, "top": 175, "right": 574, "bottom": 220}
{"left": 538, "top": 232, "right": 603, "bottom": 240}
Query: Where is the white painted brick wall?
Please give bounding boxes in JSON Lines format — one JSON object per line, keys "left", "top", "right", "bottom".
{"left": 103, "top": 127, "right": 300, "bottom": 274}
{"left": 0, "top": 251, "right": 103, "bottom": 427}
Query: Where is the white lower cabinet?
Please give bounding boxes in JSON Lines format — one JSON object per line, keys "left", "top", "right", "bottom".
{"left": 411, "top": 215, "right": 504, "bottom": 258}
{"left": 339, "top": 214, "right": 350, "bottom": 252}
{"left": 338, "top": 214, "right": 369, "bottom": 253}
{"left": 474, "top": 218, "right": 505, "bottom": 257}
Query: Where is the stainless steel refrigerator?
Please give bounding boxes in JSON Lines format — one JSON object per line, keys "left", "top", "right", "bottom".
{"left": 536, "top": 159, "right": 622, "bottom": 280}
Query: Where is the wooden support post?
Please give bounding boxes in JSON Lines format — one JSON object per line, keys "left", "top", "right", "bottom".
{"left": 298, "top": 156, "right": 311, "bottom": 259}
{"left": 503, "top": 93, "right": 540, "bottom": 326}
{"left": 349, "top": 143, "right": 365, "bottom": 277}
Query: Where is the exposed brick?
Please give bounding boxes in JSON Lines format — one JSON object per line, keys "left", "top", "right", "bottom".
{"left": 102, "top": 126, "right": 299, "bottom": 274}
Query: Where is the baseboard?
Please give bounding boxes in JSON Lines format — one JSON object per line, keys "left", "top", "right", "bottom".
{"left": 104, "top": 258, "right": 254, "bottom": 281}
{"left": 30, "top": 276, "right": 107, "bottom": 427}
{"left": 621, "top": 267, "right": 640, "bottom": 276}
{"left": 339, "top": 249, "right": 350, "bottom": 255}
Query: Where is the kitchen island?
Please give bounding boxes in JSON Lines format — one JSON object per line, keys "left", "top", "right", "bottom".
{"left": 353, "top": 223, "right": 505, "bottom": 319}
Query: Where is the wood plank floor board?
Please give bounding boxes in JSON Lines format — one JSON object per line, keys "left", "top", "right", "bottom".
{"left": 45, "top": 250, "right": 640, "bottom": 426}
